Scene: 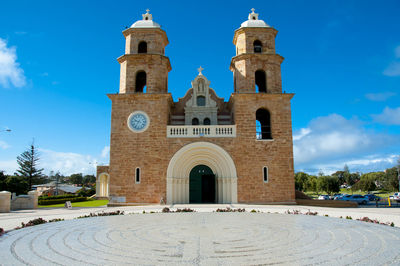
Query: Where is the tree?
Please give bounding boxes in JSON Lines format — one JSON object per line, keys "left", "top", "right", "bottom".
{"left": 353, "top": 173, "right": 378, "bottom": 192}
{"left": 0, "top": 171, "right": 7, "bottom": 191}
{"left": 332, "top": 171, "right": 346, "bottom": 185}
{"left": 5, "top": 175, "right": 29, "bottom": 195}
{"left": 16, "top": 142, "right": 44, "bottom": 189}
{"left": 382, "top": 167, "right": 399, "bottom": 192}
{"left": 294, "top": 172, "right": 309, "bottom": 191}
{"left": 69, "top": 173, "right": 83, "bottom": 185}
{"left": 317, "top": 176, "right": 340, "bottom": 195}
{"left": 83, "top": 175, "right": 96, "bottom": 186}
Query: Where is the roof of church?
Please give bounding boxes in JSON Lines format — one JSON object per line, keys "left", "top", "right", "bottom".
{"left": 240, "top": 8, "right": 270, "bottom": 28}
{"left": 130, "top": 9, "right": 161, "bottom": 29}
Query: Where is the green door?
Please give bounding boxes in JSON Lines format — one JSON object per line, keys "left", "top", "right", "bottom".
{"left": 189, "top": 165, "right": 214, "bottom": 203}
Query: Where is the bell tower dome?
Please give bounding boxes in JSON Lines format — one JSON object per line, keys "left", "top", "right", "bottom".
{"left": 118, "top": 10, "right": 172, "bottom": 94}
{"left": 230, "top": 9, "right": 283, "bottom": 93}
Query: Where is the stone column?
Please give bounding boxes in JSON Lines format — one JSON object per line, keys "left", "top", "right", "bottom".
{"left": 28, "top": 190, "right": 38, "bottom": 209}
{"left": 166, "top": 177, "right": 173, "bottom": 204}
{"left": 0, "top": 191, "right": 11, "bottom": 213}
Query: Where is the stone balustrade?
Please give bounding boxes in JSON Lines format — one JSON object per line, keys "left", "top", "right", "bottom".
{"left": 167, "top": 125, "right": 236, "bottom": 138}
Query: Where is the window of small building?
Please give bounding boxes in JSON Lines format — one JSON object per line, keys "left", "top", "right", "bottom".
{"left": 204, "top": 118, "right": 211, "bottom": 125}
{"left": 255, "top": 70, "right": 267, "bottom": 93}
{"left": 138, "top": 41, "right": 147, "bottom": 53}
{"left": 263, "top": 166, "right": 268, "bottom": 182}
{"left": 135, "top": 168, "right": 140, "bottom": 184}
{"left": 135, "top": 71, "right": 147, "bottom": 92}
{"left": 254, "top": 40, "right": 262, "bottom": 53}
{"left": 256, "top": 108, "right": 272, "bottom": 140}
{"left": 192, "top": 118, "right": 199, "bottom": 125}
{"left": 197, "top": 96, "right": 206, "bottom": 106}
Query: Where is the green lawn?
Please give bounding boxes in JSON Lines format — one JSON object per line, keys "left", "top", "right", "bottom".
{"left": 305, "top": 189, "right": 394, "bottom": 199}
{"left": 39, "top": 199, "right": 109, "bottom": 208}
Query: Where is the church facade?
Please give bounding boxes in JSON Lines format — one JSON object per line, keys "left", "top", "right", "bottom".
{"left": 96, "top": 9, "right": 295, "bottom": 205}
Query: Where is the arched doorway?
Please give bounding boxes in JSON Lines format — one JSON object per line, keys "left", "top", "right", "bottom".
{"left": 166, "top": 142, "right": 237, "bottom": 204}
{"left": 189, "top": 165, "right": 215, "bottom": 203}
{"left": 96, "top": 173, "right": 109, "bottom": 198}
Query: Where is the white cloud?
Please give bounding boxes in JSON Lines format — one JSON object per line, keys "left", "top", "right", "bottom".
{"left": 0, "top": 159, "right": 18, "bottom": 175}
{"left": 297, "top": 154, "right": 399, "bottom": 175}
{"left": 0, "top": 38, "right": 26, "bottom": 88}
{"left": 365, "top": 92, "right": 396, "bottom": 101}
{"left": 39, "top": 149, "right": 97, "bottom": 176}
{"left": 383, "top": 45, "right": 400, "bottom": 76}
{"left": 101, "top": 146, "right": 110, "bottom": 158}
{"left": 395, "top": 45, "right": 400, "bottom": 58}
{"left": 293, "top": 114, "right": 397, "bottom": 169}
{"left": 0, "top": 140, "right": 10, "bottom": 149}
{"left": 371, "top": 106, "right": 400, "bottom": 125}
{"left": 383, "top": 62, "right": 400, "bottom": 76}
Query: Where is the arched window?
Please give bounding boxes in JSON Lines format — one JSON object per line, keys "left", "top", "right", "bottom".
{"left": 135, "top": 168, "right": 140, "bottom": 183}
{"left": 138, "top": 41, "right": 147, "bottom": 53}
{"left": 135, "top": 71, "right": 146, "bottom": 92}
{"left": 192, "top": 118, "right": 199, "bottom": 125}
{"left": 197, "top": 96, "right": 205, "bottom": 106}
{"left": 254, "top": 40, "right": 262, "bottom": 53}
{"left": 256, "top": 108, "right": 272, "bottom": 139}
{"left": 255, "top": 70, "right": 267, "bottom": 93}
{"left": 263, "top": 166, "right": 268, "bottom": 182}
{"left": 204, "top": 118, "right": 211, "bottom": 125}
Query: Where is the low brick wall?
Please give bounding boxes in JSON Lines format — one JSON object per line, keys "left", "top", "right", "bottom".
{"left": 296, "top": 199, "right": 358, "bottom": 208}
{"left": 11, "top": 191, "right": 38, "bottom": 211}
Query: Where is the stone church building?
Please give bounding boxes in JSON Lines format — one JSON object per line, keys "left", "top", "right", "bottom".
{"left": 96, "top": 9, "right": 295, "bottom": 205}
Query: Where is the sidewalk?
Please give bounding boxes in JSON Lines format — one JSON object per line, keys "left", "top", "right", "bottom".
{"left": 1, "top": 204, "right": 400, "bottom": 231}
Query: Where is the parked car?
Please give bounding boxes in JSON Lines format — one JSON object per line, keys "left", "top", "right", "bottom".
{"left": 364, "top": 194, "right": 380, "bottom": 201}
{"left": 334, "top": 194, "right": 348, "bottom": 200}
{"left": 318, "top": 195, "right": 330, "bottom": 200}
{"left": 391, "top": 192, "right": 400, "bottom": 202}
{"left": 338, "top": 194, "right": 368, "bottom": 205}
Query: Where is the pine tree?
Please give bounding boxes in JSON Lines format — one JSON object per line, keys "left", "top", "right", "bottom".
{"left": 16, "top": 142, "right": 44, "bottom": 189}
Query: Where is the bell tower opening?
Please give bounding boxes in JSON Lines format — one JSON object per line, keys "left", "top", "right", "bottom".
{"left": 135, "top": 71, "right": 147, "bottom": 92}
{"left": 255, "top": 70, "right": 267, "bottom": 93}
{"left": 138, "top": 41, "right": 147, "bottom": 53}
{"left": 189, "top": 164, "right": 215, "bottom": 203}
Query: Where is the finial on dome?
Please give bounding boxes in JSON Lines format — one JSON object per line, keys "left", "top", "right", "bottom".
{"left": 197, "top": 66, "right": 204, "bottom": 75}
{"left": 142, "top": 9, "right": 153, "bottom": 21}
{"left": 248, "top": 8, "right": 259, "bottom": 20}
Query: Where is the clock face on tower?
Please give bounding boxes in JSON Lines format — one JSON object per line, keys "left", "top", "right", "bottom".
{"left": 127, "top": 111, "right": 150, "bottom": 133}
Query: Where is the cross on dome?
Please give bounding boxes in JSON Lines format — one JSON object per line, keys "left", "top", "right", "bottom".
{"left": 248, "top": 8, "right": 259, "bottom": 20}
{"left": 142, "top": 9, "right": 153, "bottom": 21}
{"left": 197, "top": 66, "right": 204, "bottom": 75}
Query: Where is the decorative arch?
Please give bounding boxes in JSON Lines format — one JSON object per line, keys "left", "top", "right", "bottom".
{"left": 96, "top": 173, "right": 109, "bottom": 198}
{"left": 166, "top": 142, "right": 238, "bottom": 204}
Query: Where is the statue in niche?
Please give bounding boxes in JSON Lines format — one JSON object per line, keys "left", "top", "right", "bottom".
{"left": 198, "top": 79, "right": 205, "bottom": 92}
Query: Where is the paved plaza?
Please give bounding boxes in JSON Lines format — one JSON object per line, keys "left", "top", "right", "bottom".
{"left": 1, "top": 209, "right": 400, "bottom": 265}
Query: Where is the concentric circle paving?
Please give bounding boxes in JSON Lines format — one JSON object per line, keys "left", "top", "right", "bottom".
{"left": 1, "top": 212, "right": 400, "bottom": 265}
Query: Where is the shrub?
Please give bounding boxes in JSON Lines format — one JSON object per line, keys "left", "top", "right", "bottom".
{"left": 39, "top": 194, "right": 79, "bottom": 200}
{"left": 216, "top": 207, "right": 245, "bottom": 212}
{"left": 175, "top": 208, "right": 195, "bottom": 212}
{"left": 19, "top": 218, "right": 47, "bottom": 228}
{"left": 39, "top": 197, "right": 87, "bottom": 205}
{"left": 77, "top": 210, "right": 124, "bottom": 219}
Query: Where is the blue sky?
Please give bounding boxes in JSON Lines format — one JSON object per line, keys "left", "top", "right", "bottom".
{"left": 0, "top": 0, "right": 399, "bottom": 175}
